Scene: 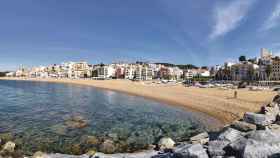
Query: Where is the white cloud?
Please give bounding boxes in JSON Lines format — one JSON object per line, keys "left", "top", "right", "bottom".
{"left": 209, "top": 0, "right": 254, "bottom": 39}
{"left": 261, "top": 2, "right": 280, "bottom": 31}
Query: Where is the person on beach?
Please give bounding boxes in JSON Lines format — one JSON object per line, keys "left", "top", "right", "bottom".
{"left": 234, "top": 90, "right": 237, "bottom": 99}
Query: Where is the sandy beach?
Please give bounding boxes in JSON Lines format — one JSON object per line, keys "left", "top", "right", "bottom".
{"left": 0, "top": 77, "right": 276, "bottom": 125}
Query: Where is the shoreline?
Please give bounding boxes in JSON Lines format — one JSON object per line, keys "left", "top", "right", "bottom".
{"left": 0, "top": 77, "right": 276, "bottom": 126}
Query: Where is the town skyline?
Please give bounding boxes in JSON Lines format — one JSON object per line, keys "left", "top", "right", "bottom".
{"left": 1, "top": 0, "right": 280, "bottom": 70}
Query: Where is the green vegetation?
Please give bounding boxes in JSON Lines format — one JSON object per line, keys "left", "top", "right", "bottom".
{"left": 239, "top": 55, "right": 247, "bottom": 62}
{"left": 176, "top": 64, "right": 198, "bottom": 69}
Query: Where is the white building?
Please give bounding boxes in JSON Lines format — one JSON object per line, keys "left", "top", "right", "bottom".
{"left": 231, "top": 62, "right": 259, "bottom": 81}
{"left": 95, "top": 65, "right": 116, "bottom": 79}
{"left": 125, "top": 64, "right": 136, "bottom": 80}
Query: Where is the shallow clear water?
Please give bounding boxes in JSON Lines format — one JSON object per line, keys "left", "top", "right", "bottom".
{"left": 0, "top": 80, "right": 207, "bottom": 155}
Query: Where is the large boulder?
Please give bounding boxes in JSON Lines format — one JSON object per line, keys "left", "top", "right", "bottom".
{"left": 158, "top": 138, "right": 175, "bottom": 150}
{"left": 242, "top": 130, "right": 280, "bottom": 158}
{"left": 208, "top": 140, "right": 229, "bottom": 157}
{"left": 268, "top": 124, "right": 280, "bottom": 132}
{"left": 217, "top": 128, "right": 244, "bottom": 143}
{"left": 174, "top": 144, "right": 208, "bottom": 158}
{"left": 261, "top": 103, "right": 279, "bottom": 119}
{"left": 190, "top": 132, "right": 209, "bottom": 145}
{"left": 272, "top": 95, "right": 280, "bottom": 105}
{"left": 227, "top": 136, "right": 248, "bottom": 157}
{"left": 231, "top": 121, "right": 256, "bottom": 132}
{"left": 243, "top": 112, "right": 274, "bottom": 127}
{"left": 2, "top": 141, "right": 16, "bottom": 153}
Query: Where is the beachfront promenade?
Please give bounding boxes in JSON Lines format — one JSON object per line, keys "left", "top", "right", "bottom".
{"left": 0, "top": 77, "right": 276, "bottom": 125}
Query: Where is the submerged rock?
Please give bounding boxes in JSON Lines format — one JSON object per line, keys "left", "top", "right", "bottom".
{"left": 100, "top": 140, "right": 116, "bottom": 154}
{"left": 64, "top": 115, "right": 89, "bottom": 129}
{"left": 0, "top": 133, "right": 13, "bottom": 143}
{"left": 50, "top": 124, "right": 67, "bottom": 135}
{"left": 65, "top": 120, "right": 88, "bottom": 129}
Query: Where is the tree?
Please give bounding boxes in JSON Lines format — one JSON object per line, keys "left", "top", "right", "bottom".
{"left": 201, "top": 66, "right": 208, "bottom": 69}
{"left": 239, "top": 55, "right": 247, "bottom": 62}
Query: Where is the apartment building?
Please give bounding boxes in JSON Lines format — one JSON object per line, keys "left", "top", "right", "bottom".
{"left": 271, "top": 57, "right": 280, "bottom": 80}
{"left": 231, "top": 62, "right": 259, "bottom": 81}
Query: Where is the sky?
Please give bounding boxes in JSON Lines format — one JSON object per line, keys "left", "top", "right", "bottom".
{"left": 1, "top": 0, "right": 280, "bottom": 70}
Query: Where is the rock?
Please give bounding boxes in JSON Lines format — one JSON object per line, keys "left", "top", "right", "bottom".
{"left": 227, "top": 136, "right": 248, "bottom": 157}
{"left": 158, "top": 138, "right": 175, "bottom": 150}
{"left": 243, "top": 112, "right": 274, "bottom": 127}
{"left": 272, "top": 95, "right": 280, "bottom": 104}
{"left": 231, "top": 121, "right": 256, "bottom": 132}
{"left": 100, "top": 140, "right": 116, "bottom": 154}
{"left": 151, "top": 152, "right": 174, "bottom": 158}
{"left": 267, "top": 124, "right": 280, "bottom": 132}
{"left": 174, "top": 144, "right": 208, "bottom": 158}
{"left": 85, "top": 136, "right": 99, "bottom": 145}
{"left": 208, "top": 140, "right": 229, "bottom": 157}
{"left": 50, "top": 124, "right": 67, "bottom": 135}
{"left": 85, "top": 149, "right": 96, "bottom": 157}
{"left": 64, "top": 119, "right": 88, "bottom": 129}
{"left": 261, "top": 104, "right": 279, "bottom": 119}
{"left": 2, "top": 141, "right": 16, "bottom": 153}
{"left": 217, "top": 128, "right": 243, "bottom": 143}
{"left": 190, "top": 132, "right": 209, "bottom": 145}
{"left": 243, "top": 139, "right": 280, "bottom": 158}
{"left": 33, "top": 151, "right": 49, "bottom": 158}
{"left": 242, "top": 130, "right": 280, "bottom": 158}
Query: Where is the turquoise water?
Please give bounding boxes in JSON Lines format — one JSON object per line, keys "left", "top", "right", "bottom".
{"left": 0, "top": 80, "right": 207, "bottom": 155}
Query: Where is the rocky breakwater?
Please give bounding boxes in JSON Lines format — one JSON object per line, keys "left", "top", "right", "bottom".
{"left": 152, "top": 94, "right": 280, "bottom": 158}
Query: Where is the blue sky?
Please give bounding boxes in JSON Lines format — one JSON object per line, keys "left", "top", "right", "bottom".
{"left": 1, "top": 0, "right": 280, "bottom": 70}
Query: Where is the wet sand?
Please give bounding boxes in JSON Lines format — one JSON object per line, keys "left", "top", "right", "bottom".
{"left": 0, "top": 77, "right": 276, "bottom": 126}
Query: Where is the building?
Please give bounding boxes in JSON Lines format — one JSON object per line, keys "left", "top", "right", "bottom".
{"left": 141, "top": 66, "right": 153, "bottom": 80}
{"left": 15, "top": 66, "right": 29, "bottom": 77}
{"left": 124, "top": 64, "right": 136, "bottom": 80}
{"left": 231, "top": 62, "right": 259, "bottom": 81}
{"left": 258, "top": 48, "right": 273, "bottom": 80}
{"left": 159, "top": 67, "right": 170, "bottom": 80}
{"left": 94, "top": 65, "right": 115, "bottom": 79}
{"left": 260, "top": 48, "right": 273, "bottom": 60}
{"left": 183, "top": 69, "right": 195, "bottom": 79}
{"left": 169, "top": 67, "right": 183, "bottom": 80}
{"left": 114, "top": 66, "right": 125, "bottom": 79}
{"left": 271, "top": 57, "right": 280, "bottom": 80}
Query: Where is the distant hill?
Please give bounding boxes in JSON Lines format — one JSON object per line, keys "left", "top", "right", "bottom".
{"left": 154, "top": 63, "right": 175, "bottom": 67}
{"left": 154, "top": 63, "right": 199, "bottom": 69}
{"left": 176, "top": 64, "right": 198, "bottom": 69}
